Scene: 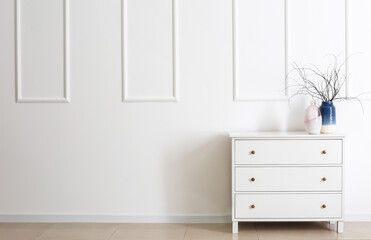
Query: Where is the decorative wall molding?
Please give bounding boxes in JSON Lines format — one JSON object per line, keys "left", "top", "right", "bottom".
{"left": 345, "top": 0, "right": 350, "bottom": 99}
{"left": 232, "top": 0, "right": 289, "bottom": 102}
{"left": 345, "top": 0, "right": 371, "bottom": 101}
{"left": 0, "top": 214, "right": 230, "bottom": 223}
{"left": 284, "top": 0, "right": 290, "bottom": 100}
{"left": 15, "top": 0, "right": 70, "bottom": 103}
{"left": 122, "top": 0, "right": 178, "bottom": 102}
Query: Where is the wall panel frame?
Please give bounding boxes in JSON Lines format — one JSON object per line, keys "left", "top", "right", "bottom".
{"left": 122, "top": 0, "right": 178, "bottom": 102}
{"left": 15, "top": 0, "right": 70, "bottom": 103}
{"left": 232, "top": 0, "right": 289, "bottom": 102}
{"left": 346, "top": 0, "right": 371, "bottom": 100}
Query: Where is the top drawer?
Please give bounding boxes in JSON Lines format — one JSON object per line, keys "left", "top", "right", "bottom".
{"left": 234, "top": 140, "right": 342, "bottom": 165}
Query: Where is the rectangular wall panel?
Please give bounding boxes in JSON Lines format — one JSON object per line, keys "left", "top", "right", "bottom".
{"left": 348, "top": 0, "right": 371, "bottom": 99}
{"left": 233, "top": 0, "right": 286, "bottom": 101}
{"left": 287, "top": 0, "right": 346, "bottom": 96}
{"left": 122, "top": 0, "right": 177, "bottom": 102}
{"left": 16, "top": 0, "right": 69, "bottom": 102}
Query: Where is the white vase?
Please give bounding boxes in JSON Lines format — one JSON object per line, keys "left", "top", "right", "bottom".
{"left": 304, "top": 100, "right": 322, "bottom": 134}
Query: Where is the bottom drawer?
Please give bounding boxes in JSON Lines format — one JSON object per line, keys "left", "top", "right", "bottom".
{"left": 235, "top": 193, "right": 341, "bottom": 219}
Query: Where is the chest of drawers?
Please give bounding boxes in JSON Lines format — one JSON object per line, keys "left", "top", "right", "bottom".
{"left": 230, "top": 132, "right": 345, "bottom": 234}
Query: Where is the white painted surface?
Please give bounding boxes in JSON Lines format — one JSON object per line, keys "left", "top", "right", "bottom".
{"left": 235, "top": 193, "right": 342, "bottom": 219}
{"left": 232, "top": 221, "right": 238, "bottom": 233}
{"left": 232, "top": 134, "right": 343, "bottom": 232}
{"left": 338, "top": 221, "right": 344, "bottom": 233}
{"left": 233, "top": 0, "right": 286, "bottom": 101}
{"left": 287, "top": 0, "right": 345, "bottom": 68}
{"left": 347, "top": 0, "right": 371, "bottom": 99}
{"left": 0, "top": 0, "right": 371, "bottom": 222}
{"left": 235, "top": 139, "right": 342, "bottom": 165}
{"left": 235, "top": 167, "right": 342, "bottom": 192}
{"left": 16, "top": 0, "right": 69, "bottom": 102}
{"left": 230, "top": 131, "right": 346, "bottom": 138}
{"left": 123, "top": 0, "right": 177, "bottom": 101}
{"left": 0, "top": 214, "right": 230, "bottom": 223}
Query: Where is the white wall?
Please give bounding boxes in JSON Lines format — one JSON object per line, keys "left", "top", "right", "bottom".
{"left": 0, "top": 0, "right": 371, "bottom": 222}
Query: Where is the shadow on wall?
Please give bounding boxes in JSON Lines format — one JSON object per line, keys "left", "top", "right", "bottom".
{"left": 255, "top": 102, "right": 289, "bottom": 132}
{"left": 252, "top": 99, "right": 306, "bottom": 132}
{"left": 287, "top": 97, "right": 309, "bottom": 131}
{"left": 162, "top": 135, "right": 231, "bottom": 216}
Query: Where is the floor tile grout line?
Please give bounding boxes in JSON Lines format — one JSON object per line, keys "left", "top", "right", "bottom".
{"left": 3, "top": 222, "right": 370, "bottom": 240}
{"left": 255, "top": 223, "right": 260, "bottom": 240}
{"left": 34, "top": 223, "right": 56, "bottom": 240}
{"left": 106, "top": 223, "right": 119, "bottom": 240}
{"left": 183, "top": 223, "right": 188, "bottom": 240}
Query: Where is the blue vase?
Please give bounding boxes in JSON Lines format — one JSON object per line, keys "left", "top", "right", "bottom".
{"left": 320, "top": 101, "right": 336, "bottom": 134}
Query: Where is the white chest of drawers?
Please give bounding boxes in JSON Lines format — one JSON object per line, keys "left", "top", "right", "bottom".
{"left": 230, "top": 132, "right": 345, "bottom": 234}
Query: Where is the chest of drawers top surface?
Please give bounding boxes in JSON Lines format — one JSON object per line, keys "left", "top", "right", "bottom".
{"left": 230, "top": 131, "right": 345, "bottom": 139}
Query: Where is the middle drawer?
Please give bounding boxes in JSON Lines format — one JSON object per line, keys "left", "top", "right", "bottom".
{"left": 235, "top": 167, "right": 342, "bottom": 192}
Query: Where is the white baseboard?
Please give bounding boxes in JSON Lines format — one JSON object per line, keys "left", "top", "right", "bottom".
{"left": 1, "top": 213, "right": 370, "bottom": 223}
{"left": 345, "top": 213, "right": 371, "bottom": 221}
{"left": 0, "top": 215, "right": 231, "bottom": 223}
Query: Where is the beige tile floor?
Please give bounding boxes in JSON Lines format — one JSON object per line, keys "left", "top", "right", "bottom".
{"left": 0, "top": 222, "right": 370, "bottom": 240}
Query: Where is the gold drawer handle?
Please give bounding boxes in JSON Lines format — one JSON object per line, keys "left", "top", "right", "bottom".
{"left": 251, "top": 150, "right": 255, "bottom": 155}
{"left": 251, "top": 205, "right": 255, "bottom": 209}
{"left": 250, "top": 178, "right": 255, "bottom": 182}
{"left": 322, "top": 204, "right": 327, "bottom": 209}
{"left": 322, "top": 150, "right": 327, "bottom": 154}
{"left": 322, "top": 177, "right": 327, "bottom": 181}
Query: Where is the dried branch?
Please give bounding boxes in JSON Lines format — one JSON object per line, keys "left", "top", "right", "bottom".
{"left": 288, "top": 55, "right": 351, "bottom": 102}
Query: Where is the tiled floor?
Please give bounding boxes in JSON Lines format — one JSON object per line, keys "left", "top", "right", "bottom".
{"left": 0, "top": 222, "right": 370, "bottom": 240}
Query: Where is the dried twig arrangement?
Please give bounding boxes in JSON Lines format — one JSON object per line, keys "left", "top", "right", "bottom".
{"left": 287, "top": 54, "right": 370, "bottom": 113}
{"left": 288, "top": 55, "right": 351, "bottom": 102}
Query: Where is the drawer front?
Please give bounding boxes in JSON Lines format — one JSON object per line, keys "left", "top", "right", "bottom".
{"left": 235, "top": 167, "right": 342, "bottom": 192}
{"left": 235, "top": 193, "right": 342, "bottom": 219}
{"left": 234, "top": 140, "right": 342, "bottom": 165}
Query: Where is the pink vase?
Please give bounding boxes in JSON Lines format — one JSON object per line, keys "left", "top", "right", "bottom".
{"left": 304, "top": 100, "right": 322, "bottom": 134}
